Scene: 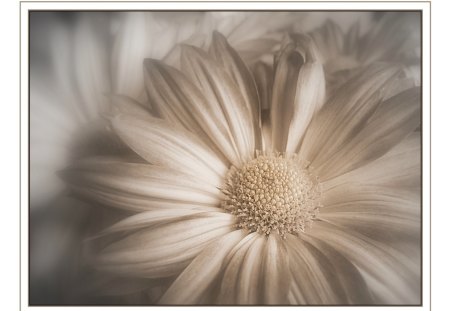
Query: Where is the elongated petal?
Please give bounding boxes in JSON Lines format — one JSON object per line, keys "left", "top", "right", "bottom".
{"left": 301, "top": 235, "right": 374, "bottom": 304}
{"left": 112, "top": 13, "right": 148, "bottom": 100}
{"left": 286, "top": 235, "right": 343, "bottom": 304}
{"left": 317, "top": 87, "right": 420, "bottom": 180}
{"left": 63, "top": 157, "right": 223, "bottom": 208}
{"left": 217, "top": 233, "right": 259, "bottom": 304}
{"left": 319, "top": 182, "right": 420, "bottom": 258}
{"left": 319, "top": 212, "right": 420, "bottom": 246}
{"left": 270, "top": 42, "right": 303, "bottom": 151}
{"left": 74, "top": 14, "right": 111, "bottom": 119}
{"left": 320, "top": 183, "right": 421, "bottom": 235}
{"left": 181, "top": 45, "right": 255, "bottom": 164}
{"left": 324, "top": 132, "right": 420, "bottom": 189}
{"left": 111, "top": 113, "right": 227, "bottom": 184}
{"left": 210, "top": 32, "right": 262, "bottom": 149}
{"left": 308, "top": 222, "right": 420, "bottom": 304}
{"left": 236, "top": 234, "right": 266, "bottom": 304}
{"left": 101, "top": 208, "right": 226, "bottom": 235}
{"left": 271, "top": 35, "right": 325, "bottom": 152}
{"left": 299, "top": 64, "right": 401, "bottom": 166}
{"left": 261, "top": 234, "right": 290, "bottom": 304}
{"left": 144, "top": 59, "right": 235, "bottom": 165}
{"left": 97, "top": 214, "right": 235, "bottom": 279}
{"left": 159, "top": 230, "right": 246, "bottom": 304}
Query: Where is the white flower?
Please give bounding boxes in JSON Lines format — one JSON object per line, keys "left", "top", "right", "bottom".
{"left": 30, "top": 11, "right": 421, "bottom": 305}
{"left": 63, "top": 29, "right": 421, "bottom": 305}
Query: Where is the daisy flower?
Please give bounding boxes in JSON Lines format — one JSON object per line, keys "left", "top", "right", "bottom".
{"left": 29, "top": 11, "right": 315, "bottom": 303}
{"left": 63, "top": 30, "right": 421, "bottom": 305}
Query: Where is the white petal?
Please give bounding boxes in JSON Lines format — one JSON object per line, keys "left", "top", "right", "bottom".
{"left": 210, "top": 32, "right": 262, "bottom": 150}
{"left": 112, "top": 13, "right": 148, "bottom": 100}
{"left": 317, "top": 87, "right": 420, "bottom": 180}
{"left": 321, "top": 183, "right": 420, "bottom": 218}
{"left": 323, "top": 132, "right": 420, "bottom": 189}
{"left": 111, "top": 113, "right": 227, "bottom": 184}
{"left": 300, "top": 235, "right": 375, "bottom": 304}
{"left": 181, "top": 45, "right": 255, "bottom": 164}
{"left": 143, "top": 59, "right": 235, "bottom": 165}
{"left": 101, "top": 208, "right": 227, "bottom": 235}
{"left": 261, "top": 234, "right": 290, "bottom": 304}
{"left": 286, "top": 235, "right": 341, "bottom": 304}
{"left": 217, "top": 232, "right": 259, "bottom": 304}
{"left": 299, "top": 64, "right": 401, "bottom": 166}
{"left": 159, "top": 230, "right": 246, "bottom": 304}
{"left": 64, "top": 157, "right": 224, "bottom": 208}
{"left": 270, "top": 35, "right": 325, "bottom": 153}
{"left": 97, "top": 214, "right": 235, "bottom": 279}
{"left": 285, "top": 35, "right": 326, "bottom": 153}
{"left": 236, "top": 234, "right": 266, "bottom": 304}
{"left": 309, "top": 222, "right": 420, "bottom": 304}
{"left": 73, "top": 14, "right": 111, "bottom": 119}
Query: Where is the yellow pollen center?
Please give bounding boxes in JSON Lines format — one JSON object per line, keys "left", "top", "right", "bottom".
{"left": 222, "top": 154, "right": 321, "bottom": 237}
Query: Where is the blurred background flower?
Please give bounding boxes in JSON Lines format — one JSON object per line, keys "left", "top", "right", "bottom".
{"left": 29, "top": 11, "right": 421, "bottom": 304}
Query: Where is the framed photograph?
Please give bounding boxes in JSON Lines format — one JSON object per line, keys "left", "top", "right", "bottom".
{"left": 21, "top": 1, "right": 431, "bottom": 309}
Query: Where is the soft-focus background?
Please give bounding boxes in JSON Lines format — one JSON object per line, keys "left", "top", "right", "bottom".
{"left": 29, "top": 11, "right": 420, "bottom": 304}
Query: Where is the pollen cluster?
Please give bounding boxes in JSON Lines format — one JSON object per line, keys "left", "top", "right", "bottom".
{"left": 221, "top": 153, "right": 321, "bottom": 237}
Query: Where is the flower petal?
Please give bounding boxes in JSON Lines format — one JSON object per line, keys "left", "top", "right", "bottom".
{"left": 286, "top": 235, "right": 344, "bottom": 304}
{"left": 309, "top": 222, "right": 420, "bottom": 304}
{"left": 317, "top": 87, "right": 421, "bottom": 180}
{"left": 300, "top": 235, "right": 375, "bottom": 304}
{"left": 144, "top": 58, "right": 235, "bottom": 165}
{"left": 63, "top": 157, "right": 223, "bottom": 209}
{"left": 181, "top": 45, "right": 255, "bottom": 164}
{"left": 319, "top": 182, "right": 420, "bottom": 262}
{"left": 111, "top": 13, "right": 148, "bottom": 100}
{"left": 299, "top": 64, "right": 401, "bottom": 167}
{"left": 271, "top": 35, "right": 325, "bottom": 153}
{"left": 217, "top": 232, "right": 259, "bottom": 304}
{"left": 97, "top": 213, "right": 235, "bottom": 279}
{"left": 321, "top": 183, "right": 420, "bottom": 217}
{"left": 323, "top": 132, "right": 420, "bottom": 189}
{"left": 209, "top": 32, "right": 262, "bottom": 149}
{"left": 320, "top": 183, "right": 421, "bottom": 247}
{"left": 73, "top": 14, "right": 111, "bottom": 119}
{"left": 236, "top": 234, "right": 266, "bottom": 304}
{"left": 159, "top": 229, "right": 246, "bottom": 304}
{"left": 101, "top": 208, "right": 226, "bottom": 235}
{"left": 261, "top": 234, "right": 290, "bottom": 304}
{"left": 111, "top": 113, "right": 227, "bottom": 184}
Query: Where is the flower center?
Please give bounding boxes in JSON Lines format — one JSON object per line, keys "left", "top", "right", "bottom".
{"left": 221, "top": 153, "right": 321, "bottom": 237}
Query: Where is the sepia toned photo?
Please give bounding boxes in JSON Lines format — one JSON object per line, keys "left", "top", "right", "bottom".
{"left": 29, "top": 9, "right": 422, "bottom": 306}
